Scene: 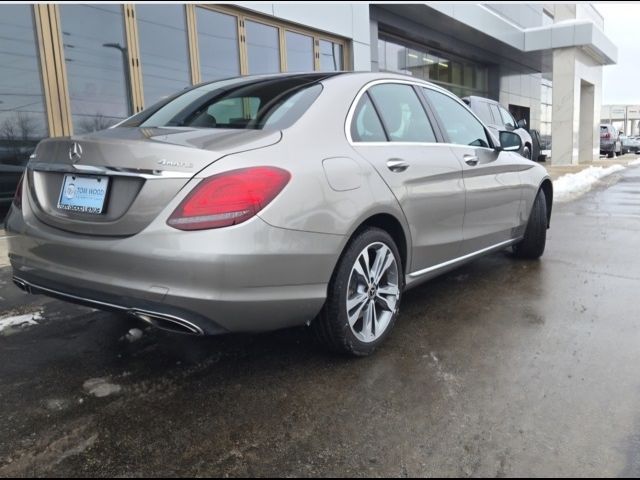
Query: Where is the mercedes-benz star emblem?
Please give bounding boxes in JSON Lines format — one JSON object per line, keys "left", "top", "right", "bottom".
{"left": 69, "top": 142, "right": 83, "bottom": 162}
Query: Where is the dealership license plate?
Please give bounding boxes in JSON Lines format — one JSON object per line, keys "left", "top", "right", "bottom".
{"left": 57, "top": 174, "right": 109, "bottom": 214}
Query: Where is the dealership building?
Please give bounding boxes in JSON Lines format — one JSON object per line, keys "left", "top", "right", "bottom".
{"left": 1, "top": 2, "right": 617, "bottom": 173}
{"left": 601, "top": 105, "right": 640, "bottom": 137}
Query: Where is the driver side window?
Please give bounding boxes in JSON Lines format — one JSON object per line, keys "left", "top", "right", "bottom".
{"left": 499, "top": 106, "right": 515, "bottom": 129}
{"left": 422, "top": 88, "right": 490, "bottom": 148}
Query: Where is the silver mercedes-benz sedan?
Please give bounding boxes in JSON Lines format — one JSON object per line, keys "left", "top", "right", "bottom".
{"left": 5, "top": 72, "right": 552, "bottom": 356}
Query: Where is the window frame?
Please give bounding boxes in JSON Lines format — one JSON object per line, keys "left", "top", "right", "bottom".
{"left": 345, "top": 79, "right": 446, "bottom": 146}
{"left": 498, "top": 105, "right": 516, "bottom": 129}
{"left": 194, "top": 4, "right": 348, "bottom": 80}
{"left": 418, "top": 86, "right": 496, "bottom": 150}
{"left": 351, "top": 92, "right": 389, "bottom": 142}
{"left": 489, "top": 104, "right": 503, "bottom": 128}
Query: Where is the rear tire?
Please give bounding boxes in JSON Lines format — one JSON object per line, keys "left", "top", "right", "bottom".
{"left": 522, "top": 145, "right": 531, "bottom": 160}
{"left": 313, "top": 227, "right": 403, "bottom": 356}
{"left": 513, "top": 189, "right": 547, "bottom": 259}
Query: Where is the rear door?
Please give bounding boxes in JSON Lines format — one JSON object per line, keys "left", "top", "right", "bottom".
{"left": 348, "top": 81, "right": 466, "bottom": 272}
{"left": 421, "top": 87, "right": 523, "bottom": 254}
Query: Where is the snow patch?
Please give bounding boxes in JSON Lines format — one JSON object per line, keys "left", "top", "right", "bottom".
{"left": 553, "top": 165, "right": 625, "bottom": 202}
{"left": 627, "top": 158, "right": 640, "bottom": 166}
{"left": 123, "top": 328, "right": 143, "bottom": 343}
{"left": 83, "top": 378, "right": 122, "bottom": 398}
{"left": 0, "top": 310, "right": 43, "bottom": 334}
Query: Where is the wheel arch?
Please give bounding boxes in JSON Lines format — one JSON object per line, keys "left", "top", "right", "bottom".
{"left": 350, "top": 213, "right": 409, "bottom": 274}
{"left": 539, "top": 178, "right": 553, "bottom": 228}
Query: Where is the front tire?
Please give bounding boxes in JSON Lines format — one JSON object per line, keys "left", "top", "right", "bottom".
{"left": 513, "top": 189, "right": 547, "bottom": 259}
{"left": 313, "top": 227, "right": 403, "bottom": 356}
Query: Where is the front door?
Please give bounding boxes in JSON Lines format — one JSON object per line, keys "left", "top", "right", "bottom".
{"left": 422, "top": 87, "right": 523, "bottom": 255}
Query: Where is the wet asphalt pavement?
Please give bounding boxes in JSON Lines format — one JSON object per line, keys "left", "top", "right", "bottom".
{"left": 1, "top": 165, "right": 640, "bottom": 477}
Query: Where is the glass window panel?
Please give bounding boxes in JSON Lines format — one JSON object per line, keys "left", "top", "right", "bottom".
{"left": 499, "top": 106, "right": 516, "bottom": 129}
{"left": 451, "top": 61, "right": 462, "bottom": 85}
{"left": 463, "top": 64, "right": 474, "bottom": 88}
{"left": 60, "top": 4, "right": 130, "bottom": 133}
{"left": 246, "top": 20, "right": 280, "bottom": 75}
{"left": 319, "top": 40, "right": 343, "bottom": 72}
{"left": 0, "top": 5, "right": 47, "bottom": 219}
{"left": 423, "top": 88, "right": 490, "bottom": 147}
{"left": 489, "top": 104, "right": 501, "bottom": 126}
{"left": 351, "top": 94, "right": 386, "bottom": 142}
{"left": 137, "top": 5, "right": 190, "bottom": 107}
{"left": 474, "top": 102, "right": 494, "bottom": 125}
{"left": 137, "top": 76, "right": 322, "bottom": 130}
{"left": 285, "top": 31, "right": 313, "bottom": 72}
{"left": 427, "top": 54, "right": 438, "bottom": 80}
{"left": 382, "top": 40, "right": 405, "bottom": 73}
{"left": 475, "top": 67, "right": 487, "bottom": 91}
{"left": 437, "top": 58, "right": 449, "bottom": 83}
{"left": 406, "top": 49, "right": 430, "bottom": 80}
{"left": 197, "top": 8, "right": 240, "bottom": 81}
{"left": 369, "top": 84, "right": 436, "bottom": 143}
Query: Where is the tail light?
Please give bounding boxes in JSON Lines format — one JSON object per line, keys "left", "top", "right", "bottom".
{"left": 12, "top": 173, "right": 24, "bottom": 210}
{"left": 603, "top": 132, "right": 610, "bottom": 139}
{"left": 167, "top": 166, "right": 291, "bottom": 230}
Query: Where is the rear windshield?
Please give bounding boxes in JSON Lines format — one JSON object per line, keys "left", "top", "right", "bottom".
{"left": 122, "top": 75, "right": 331, "bottom": 130}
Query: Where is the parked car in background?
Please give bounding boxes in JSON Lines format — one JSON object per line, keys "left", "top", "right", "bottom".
{"left": 621, "top": 134, "right": 640, "bottom": 154}
{"left": 6, "top": 72, "right": 553, "bottom": 356}
{"left": 600, "top": 124, "right": 622, "bottom": 158}
{"left": 462, "top": 96, "right": 534, "bottom": 160}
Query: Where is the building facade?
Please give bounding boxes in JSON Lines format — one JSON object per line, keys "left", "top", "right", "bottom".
{"left": 0, "top": 2, "right": 617, "bottom": 186}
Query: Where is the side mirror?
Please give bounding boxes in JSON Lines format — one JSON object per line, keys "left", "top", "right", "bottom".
{"left": 517, "top": 119, "right": 527, "bottom": 129}
{"left": 498, "top": 131, "right": 522, "bottom": 152}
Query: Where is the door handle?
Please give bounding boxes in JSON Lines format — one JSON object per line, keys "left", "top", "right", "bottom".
{"left": 463, "top": 154, "right": 479, "bottom": 166}
{"left": 386, "top": 159, "right": 409, "bottom": 172}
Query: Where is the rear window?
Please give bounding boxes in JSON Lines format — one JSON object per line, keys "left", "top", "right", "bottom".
{"left": 124, "top": 75, "right": 329, "bottom": 130}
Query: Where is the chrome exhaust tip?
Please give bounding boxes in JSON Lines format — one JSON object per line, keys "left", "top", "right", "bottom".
{"left": 12, "top": 277, "right": 30, "bottom": 293}
{"left": 128, "top": 309, "right": 205, "bottom": 336}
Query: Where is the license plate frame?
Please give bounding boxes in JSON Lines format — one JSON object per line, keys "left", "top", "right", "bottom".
{"left": 57, "top": 174, "right": 110, "bottom": 215}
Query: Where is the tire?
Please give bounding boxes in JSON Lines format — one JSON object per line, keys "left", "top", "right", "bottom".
{"left": 522, "top": 145, "right": 531, "bottom": 159}
{"left": 513, "top": 189, "right": 547, "bottom": 259}
{"left": 312, "top": 227, "right": 403, "bottom": 356}
{"left": 607, "top": 151, "right": 614, "bottom": 158}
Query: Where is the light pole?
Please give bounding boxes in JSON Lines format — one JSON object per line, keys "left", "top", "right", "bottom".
{"left": 102, "top": 42, "right": 133, "bottom": 116}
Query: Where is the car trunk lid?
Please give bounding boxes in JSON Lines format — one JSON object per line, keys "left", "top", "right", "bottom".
{"left": 26, "top": 127, "right": 281, "bottom": 236}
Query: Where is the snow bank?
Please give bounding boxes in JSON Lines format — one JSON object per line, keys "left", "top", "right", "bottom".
{"left": 0, "top": 310, "right": 43, "bottom": 334}
{"left": 553, "top": 165, "right": 625, "bottom": 202}
{"left": 627, "top": 158, "right": 640, "bottom": 166}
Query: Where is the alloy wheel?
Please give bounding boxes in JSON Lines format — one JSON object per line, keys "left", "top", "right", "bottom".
{"left": 346, "top": 242, "right": 400, "bottom": 343}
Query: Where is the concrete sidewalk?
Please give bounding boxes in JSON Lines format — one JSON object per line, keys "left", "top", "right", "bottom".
{"left": 544, "top": 154, "right": 640, "bottom": 180}
{"left": 0, "top": 228, "right": 11, "bottom": 268}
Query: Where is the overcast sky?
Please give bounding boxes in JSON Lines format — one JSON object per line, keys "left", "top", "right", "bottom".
{"left": 597, "top": 3, "right": 640, "bottom": 105}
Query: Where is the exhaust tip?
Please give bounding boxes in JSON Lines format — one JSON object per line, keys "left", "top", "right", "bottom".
{"left": 12, "top": 277, "right": 30, "bottom": 293}
{"left": 129, "top": 310, "right": 204, "bottom": 336}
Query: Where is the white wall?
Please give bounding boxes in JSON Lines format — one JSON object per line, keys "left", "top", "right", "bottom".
{"left": 551, "top": 47, "right": 603, "bottom": 165}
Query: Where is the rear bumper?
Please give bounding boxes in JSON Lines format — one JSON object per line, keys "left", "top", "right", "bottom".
{"left": 5, "top": 206, "right": 344, "bottom": 334}
{"left": 12, "top": 275, "right": 208, "bottom": 335}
